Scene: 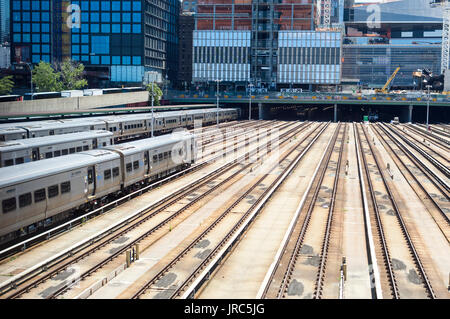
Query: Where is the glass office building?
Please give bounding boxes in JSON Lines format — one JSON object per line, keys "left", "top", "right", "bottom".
{"left": 342, "top": 0, "right": 444, "bottom": 88}
{"left": 10, "top": 0, "right": 179, "bottom": 85}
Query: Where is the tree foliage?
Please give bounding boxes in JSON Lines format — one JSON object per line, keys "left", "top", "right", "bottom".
{"left": 60, "top": 59, "right": 88, "bottom": 90}
{"left": 0, "top": 76, "right": 14, "bottom": 95}
{"left": 32, "top": 61, "right": 62, "bottom": 92}
{"left": 146, "top": 83, "right": 163, "bottom": 106}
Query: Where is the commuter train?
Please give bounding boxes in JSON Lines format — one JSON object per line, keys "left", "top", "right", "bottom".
{"left": 0, "top": 131, "right": 196, "bottom": 246}
{"left": 0, "top": 130, "right": 113, "bottom": 167}
{"left": 0, "top": 108, "right": 239, "bottom": 142}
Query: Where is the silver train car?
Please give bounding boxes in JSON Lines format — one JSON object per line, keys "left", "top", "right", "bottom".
{"left": 0, "top": 130, "right": 113, "bottom": 167}
{"left": 0, "top": 108, "right": 239, "bottom": 142}
{"left": 0, "top": 132, "right": 196, "bottom": 245}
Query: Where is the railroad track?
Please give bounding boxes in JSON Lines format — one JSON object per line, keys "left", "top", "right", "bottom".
{"left": 382, "top": 124, "right": 449, "bottom": 194}
{"left": 404, "top": 124, "right": 450, "bottom": 151}
{"left": 393, "top": 126, "right": 449, "bottom": 167}
{"left": 0, "top": 120, "right": 282, "bottom": 261}
{"left": 258, "top": 123, "right": 344, "bottom": 299}
{"left": 129, "top": 122, "right": 331, "bottom": 299}
{"left": 355, "top": 123, "right": 435, "bottom": 299}
{"left": 373, "top": 124, "right": 450, "bottom": 229}
{"left": 414, "top": 124, "right": 450, "bottom": 143}
{"left": 0, "top": 121, "right": 312, "bottom": 299}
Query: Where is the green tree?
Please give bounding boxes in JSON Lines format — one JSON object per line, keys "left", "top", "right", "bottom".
{"left": 146, "top": 83, "right": 163, "bottom": 106}
{"left": 0, "top": 76, "right": 14, "bottom": 95}
{"left": 32, "top": 61, "right": 62, "bottom": 92}
{"left": 60, "top": 59, "right": 88, "bottom": 90}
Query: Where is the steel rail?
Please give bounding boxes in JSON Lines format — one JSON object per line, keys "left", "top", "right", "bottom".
{"left": 0, "top": 121, "right": 299, "bottom": 295}
{"left": 360, "top": 124, "right": 435, "bottom": 299}
{"left": 355, "top": 123, "right": 399, "bottom": 299}
{"left": 314, "top": 124, "right": 347, "bottom": 298}
{"left": 131, "top": 123, "right": 330, "bottom": 299}
{"left": 275, "top": 123, "right": 342, "bottom": 299}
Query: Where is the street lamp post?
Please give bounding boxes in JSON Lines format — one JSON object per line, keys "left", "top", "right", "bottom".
{"left": 151, "top": 80, "right": 154, "bottom": 137}
{"left": 215, "top": 79, "right": 221, "bottom": 127}
{"left": 248, "top": 82, "right": 254, "bottom": 121}
{"left": 426, "top": 84, "right": 431, "bottom": 131}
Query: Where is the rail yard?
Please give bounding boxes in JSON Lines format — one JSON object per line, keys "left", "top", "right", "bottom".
{"left": 0, "top": 116, "right": 448, "bottom": 300}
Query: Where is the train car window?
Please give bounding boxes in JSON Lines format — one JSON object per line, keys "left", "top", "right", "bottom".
{"left": 103, "top": 142, "right": 107, "bottom": 147}
{"left": 61, "top": 181, "right": 71, "bottom": 194}
{"left": 54, "top": 150, "right": 61, "bottom": 157}
{"left": 69, "top": 148, "right": 76, "bottom": 154}
{"left": 168, "top": 151, "right": 172, "bottom": 158}
{"left": 49, "top": 130, "right": 54, "bottom": 135}
{"left": 126, "top": 163, "right": 132, "bottom": 172}
{"left": 153, "top": 155, "right": 157, "bottom": 162}
{"left": 48, "top": 185, "right": 59, "bottom": 198}
{"left": 133, "top": 160, "right": 139, "bottom": 170}
{"left": 179, "top": 149, "right": 183, "bottom": 156}
{"left": 158, "top": 153, "right": 163, "bottom": 161}
{"left": 19, "top": 193, "right": 32, "bottom": 208}
{"left": 83, "top": 145, "right": 89, "bottom": 151}
{"left": 45, "top": 152, "right": 53, "bottom": 159}
{"left": 76, "top": 146, "right": 82, "bottom": 152}
{"left": 90, "top": 126, "right": 94, "bottom": 130}
{"left": 62, "top": 149, "right": 68, "bottom": 155}
{"left": 4, "top": 159, "right": 13, "bottom": 166}
{"left": 34, "top": 189, "right": 46, "bottom": 202}
{"left": 114, "top": 127, "right": 117, "bottom": 132}
{"left": 104, "top": 169, "right": 112, "bottom": 180}
{"left": 2, "top": 197, "right": 16, "bottom": 213}
{"left": 0, "top": 135, "right": 4, "bottom": 142}
{"left": 113, "top": 167, "right": 120, "bottom": 177}
{"left": 87, "top": 169, "right": 94, "bottom": 184}
{"left": 163, "top": 152, "right": 168, "bottom": 159}
{"left": 109, "top": 128, "right": 113, "bottom": 132}
{"left": 15, "top": 157, "right": 24, "bottom": 165}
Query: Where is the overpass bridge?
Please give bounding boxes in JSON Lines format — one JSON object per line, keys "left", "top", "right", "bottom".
{"left": 169, "top": 91, "right": 450, "bottom": 123}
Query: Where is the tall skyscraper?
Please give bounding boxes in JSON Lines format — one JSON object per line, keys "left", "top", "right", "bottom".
{"left": 0, "top": 0, "right": 10, "bottom": 43}
{"left": 192, "top": 0, "right": 343, "bottom": 90}
{"left": 10, "top": 0, "right": 179, "bottom": 85}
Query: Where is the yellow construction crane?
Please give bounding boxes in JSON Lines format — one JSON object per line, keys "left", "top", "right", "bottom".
{"left": 375, "top": 67, "right": 400, "bottom": 94}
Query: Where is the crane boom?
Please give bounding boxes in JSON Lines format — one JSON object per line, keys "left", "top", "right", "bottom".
{"left": 376, "top": 67, "right": 400, "bottom": 94}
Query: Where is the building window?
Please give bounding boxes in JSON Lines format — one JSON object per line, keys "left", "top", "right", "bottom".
{"left": 122, "top": 56, "right": 131, "bottom": 65}
{"left": 122, "top": 24, "right": 131, "bottom": 33}
{"left": 101, "top": 24, "right": 110, "bottom": 33}
{"left": 13, "top": 1, "right": 21, "bottom": 10}
{"left": 42, "top": 24, "right": 50, "bottom": 33}
{"left": 101, "top": 1, "right": 111, "bottom": 11}
{"left": 91, "top": 55, "right": 100, "bottom": 64}
{"left": 123, "top": 13, "right": 131, "bottom": 23}
{"left": 42, "top": 1, "right": 50, "bottom": 10}
{"left": 81, "top": 45, "right": 89, "bottom": 54}
{"left": 42, "top": 34, "right": 49, "bottom": 43}
{"left": 72, "top": 34, "right": 80, "bottom": 43}
{"left": 42, "top": 45, "right": 50, "bottom": 53}
{"left": 32, "top": 44, "right": 40, "bottom": 53}
{"left": 132, "top": 1, "right": 141, "bottom": 11}
{"left": 112, "top": 56, "right": 120, "bottom": 64}
{"left": 32, "top": 34, "right": 40, "bottom": 43}
{"left": 92, "top": 36, "right": 109, "bottom": 54}
{"left": 81, "top": 34, "right": 89, "bottom": 43}
{"left": 112, "top": 13, "right": 120, "bottom": 22}
{"left": 112, "top": 24, "right": 120, "bottom": 33}
{"left": 112, "top": 1, "right": 121, "bottom": 11}
{"left": 81, "top": 23, "right": 89, "bottom": 33}
{"left": 13, "top": 34, "right": 21, "bottom": 42}
{"left": 32, "top": 1, "right": 40, "bottom": 10}
{"left": 132, "top": 24, "right": 141, "bottom": 33}
{"left": 81, "top": 55, "right": 89, "bottom": 62}
{"left": 91, "top": 24, "right": 100, "bottom": 33}
{"left": 123, "top": 1, "right": 131, "bottom": 11}
{"left": 32, "top": 55, "right": 40, "bottom": 63}
{"left": 91, "top": 13, "right": 99, "bottom": 23}
{"left": 101, "top": 56, "right": 110, "bottom": 64}
{"left": 132, "top": 56, "right": 141, "bottom": 65}
{"left": 72, "top": 45, "right": 80, "bottom": 54}
{"left": 22, "top": 24, "right": 30, "bottom": 32}
{"left": 23, "top": 1, "right": 30, "bottom": 10}
{"left": 32, "top": 12, "right": 40, "bottom": 22}
{"left": 23, "top": 34, "right": 31, "bottom": 42}
{"left": 42, "top": 12, "right": 50, "bottom": 22}
{"left": 23, "top": 12, "right": 30, "bottom": 22}
{"left": 91, "top": 1, "right": 99, "bottom": 11}
{"left": 101, "top": 13, "right": 110, "bottom": 22}
{"left": 13, "top": 23, "right": 21, "bottom": 32}
{"left": 81, "top": 12, "right": 89, "bottom": 23}
{"left": 132, "top": 13, "right": 141, "bottom": 23}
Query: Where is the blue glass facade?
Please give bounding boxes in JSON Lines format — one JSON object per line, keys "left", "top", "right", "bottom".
{"left": 10, "top": 0, "right": 179, "bottom": 84}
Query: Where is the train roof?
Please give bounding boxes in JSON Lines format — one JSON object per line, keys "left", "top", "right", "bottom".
{"left": 0, "top": 149, "right": 120, "bottom": 188}
{"left": 104, "top": 131, "right": 192, "bottom": 155}
{"left": 0, "top": 130, "right": 113, "bottom": 152}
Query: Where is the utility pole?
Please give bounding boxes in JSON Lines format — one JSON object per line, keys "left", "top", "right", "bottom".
{"left": 215, "top": 79, "right": 221, "bottom": 127}
{"left": 426, "top": 84, "right": 431, "bottom": 131}
{"left": 151, "top": 80, "right": 154, "bottom": 137}
{"left": 249, "top": 82, "right": 254, "bottom": 121}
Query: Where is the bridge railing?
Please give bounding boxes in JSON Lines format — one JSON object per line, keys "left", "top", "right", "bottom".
{"left": 168, "top": 90, "right": 450, "bottom": 103}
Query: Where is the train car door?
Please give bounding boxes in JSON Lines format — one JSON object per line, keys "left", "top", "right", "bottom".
{"left": 144, "top": 151, "right": 150, "bottom": 176}
{"left": 32, "top": 148, "right": 39, "bottom": 161}
{"left": 119, "top": 122, "right": 123, "bottom": 135}
{"left": 87, "top": 166, "right": 96, "bottom": 196}
{"left": 92, "top": 138, "right": 98, "bottom": 149}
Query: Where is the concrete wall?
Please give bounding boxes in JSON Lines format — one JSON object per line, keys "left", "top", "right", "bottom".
{"left": 0, "top": 91, "right": 149, "bottom": 114}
